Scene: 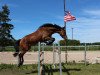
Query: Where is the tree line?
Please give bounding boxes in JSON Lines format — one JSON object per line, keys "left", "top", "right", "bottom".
{"left": 59, "top": 39, "right": 80, "bottom": 46}
{"left": 59, "top": 39, "right": 100, "bottom": 46}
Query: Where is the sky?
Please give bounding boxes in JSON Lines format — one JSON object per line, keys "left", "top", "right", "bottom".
{"left": 0, "top": 0, "right": 100, "bottom": 43}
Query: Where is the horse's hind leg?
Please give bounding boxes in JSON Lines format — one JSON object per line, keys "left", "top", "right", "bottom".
{"left": 18, "top": 45, "right": 30, "bottom": 67}
{"left": 18, "top": 53, "right": 21, "bottom": 67}
{"left": 18, "top": 51, "right": 26, "bottom": 67}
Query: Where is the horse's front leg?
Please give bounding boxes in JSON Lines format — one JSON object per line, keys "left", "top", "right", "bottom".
{"left": 44, "top": 37, "right": 55, "bottom": 45}
{"left": 47, "top": 38, "right": 55, "bottom": 45}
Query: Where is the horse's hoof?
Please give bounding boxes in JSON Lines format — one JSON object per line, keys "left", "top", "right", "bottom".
{"left": 46, "top": 43, "right": 50, "bottom": 45}
{"left": 18, "top": 63, "right": 22, "bottom": 67}
{"left": 13, "top": 53, "right": 18, "bottom": 57}
{"left": 18, "top": 64, "right": 21, "bottom": 67}
{"left": 46, "top": 42, "right": 53, "bottom": 45}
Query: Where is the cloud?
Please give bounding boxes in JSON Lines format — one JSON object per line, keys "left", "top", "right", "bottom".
{"left": 83, "top": 9, "right": 100, "bottom": 17}
{"left": 11, "top": 19, "right": 31, "bottom": 24}
{"left": 8, "top": 4, "right": 19, "bottom": 8}
{"left": 65, "top": 9, "right": 100, "bottom": 43}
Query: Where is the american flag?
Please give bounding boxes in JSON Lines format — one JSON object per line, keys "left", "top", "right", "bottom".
{"left": 64, "top": 11, "right": 76, "bottom": 22}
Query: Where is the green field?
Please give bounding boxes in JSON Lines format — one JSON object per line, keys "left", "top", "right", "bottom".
{"left": 0, "top": 63, "right": 100, "bottom": 75}
{"left": 1, "top": 45, "right": 100, "bottom": 52}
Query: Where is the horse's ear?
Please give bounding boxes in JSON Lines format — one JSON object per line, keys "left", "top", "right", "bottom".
{"left": 62, "top": 26, "right": 66, "bottom": 30}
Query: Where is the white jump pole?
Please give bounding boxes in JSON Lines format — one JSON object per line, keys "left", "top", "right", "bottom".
{"left": 53, "top": 43, "right": 56, "bottom": 68}
{"left": 53, "top": 43, "right": 62, "bottom": 75}
{"left": 84, "top": 43, "right": 87, "bottom": 66}
{"left": 38, "top": 42, "right": 41, "bottom": 75}
{"left": 42, "top": 43, "right": 45, "bottom": 65}
{"left": 38, "top": 42, "right": 45, "bottom": 75}
{"left": 58, "top": 42, "right": 62, "bottom": 75}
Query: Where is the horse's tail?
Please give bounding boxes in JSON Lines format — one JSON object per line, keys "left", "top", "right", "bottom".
{"left": 13, "top": 39, "right": 21, "bottom": 57}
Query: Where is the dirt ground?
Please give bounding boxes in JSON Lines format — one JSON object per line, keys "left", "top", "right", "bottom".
{"left": 0, "top": 51, "right": 100, "bottom": 64}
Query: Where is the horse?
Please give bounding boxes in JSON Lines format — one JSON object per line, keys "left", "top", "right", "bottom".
{"left": 13, "top": 23, "right": 67, "bottom": 67}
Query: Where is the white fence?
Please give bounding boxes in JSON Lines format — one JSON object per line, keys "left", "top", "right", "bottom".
{"left": 0, "top": 45, "right": 100, "bottom": 64}
{"left": 0, "top": 51, "right": 100, "bottom": 64}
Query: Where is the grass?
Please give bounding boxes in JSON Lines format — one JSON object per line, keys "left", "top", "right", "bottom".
{"left": 0, "top": 63, "right": 100, "bottom": 75}
{"left": 0, "top": 45, "right": 100, "bottom": 52}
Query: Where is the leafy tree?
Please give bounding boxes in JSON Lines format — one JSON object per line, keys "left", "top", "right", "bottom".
{"left": 81, "top": 42, "right": 100, "bottom": 45}
{"left": 92, "top": 42, "right": 100, "bottom": 45}
{"left": 59, "top": 39, "right": 80, "bottom": 46}
{"left": 0, "top": 4, "right": 15, "bottom": 51}
{"left": 59, "top": 40, "right": 66, "bottom": 46}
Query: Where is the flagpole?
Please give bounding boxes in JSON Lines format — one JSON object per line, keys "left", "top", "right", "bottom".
{"left": 64, "top": 0, "right": 66, "bottom": 29}
{"left": 64, "top": 0, "right": 68, "bottom": 63}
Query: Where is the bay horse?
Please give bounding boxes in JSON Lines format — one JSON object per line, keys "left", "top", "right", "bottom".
{"left": 13, "top": 23, "right": 67, "bottom": 67}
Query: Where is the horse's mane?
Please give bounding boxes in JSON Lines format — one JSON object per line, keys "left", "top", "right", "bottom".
{"left": 39, "top": 23, "right": 62, "bottom": 29}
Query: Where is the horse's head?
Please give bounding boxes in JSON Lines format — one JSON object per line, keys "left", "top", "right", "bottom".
{"left": 59, "top": 26, "right": 67, "bottom": 40}
{"left": 39, "top": 23, "right": 68, "bottom": 40}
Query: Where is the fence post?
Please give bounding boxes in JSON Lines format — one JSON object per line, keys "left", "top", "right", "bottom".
{"left": 58, "top": 43, "right": 62, "bottom": 75}
{"left": 42, "top": 43, "right": 45, "bottom": 65}
{"left": 53, "top": 43, "right": 56, "bottom": 68}
{"left": 38, "top": 42, "right": 41, "bottom": 75}
{"left": 65, "top": 47, "right": 68, "bottom": 63}
{"left": 84, "top": 43, "right": 87, "bottom": 66}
